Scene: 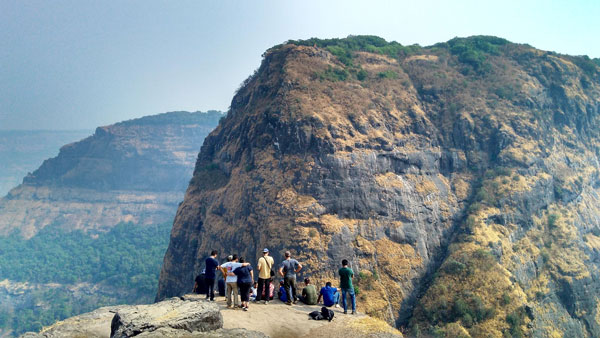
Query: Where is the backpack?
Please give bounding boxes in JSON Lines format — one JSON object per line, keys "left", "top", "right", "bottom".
{"left": 308, "top": 311, "right": 324, "bottom": 320}
{"left": 321, "top": 306, "right": 334, "bottom": 322}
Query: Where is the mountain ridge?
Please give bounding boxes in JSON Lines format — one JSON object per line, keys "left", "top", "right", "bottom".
{"left": 0, "top": 110, "right": 223, "bottom": 239}
{"left": 157, "top": 35, "right": 600, "bottom": 337}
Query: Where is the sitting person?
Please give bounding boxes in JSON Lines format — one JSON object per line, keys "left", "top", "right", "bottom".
{"left": 278, "top": 280, "right": 288, "bottom": 303}
{"left": 299, "top": 278, "right": 317, "bottom": 305}
{"left": 193, "top": 269, "right": 207, "bottom": 295}
{"left": 250, "top": 282, "right": 258, "bottom": 301}
{"left": 262, "top": 280, "right": 275, "bottom": 300}
{"left": 218, "top": 278, "right": 225, "bottom": 297}
{"left": 317, "top": 282, "right": 340, "bottom": 308}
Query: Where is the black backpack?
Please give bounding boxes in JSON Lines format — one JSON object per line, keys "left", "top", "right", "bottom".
{"left": 321, "top": 306, "right": 334, "bottom": 322}
{"left": 308, "top": 311, "right": 324, "bottom": 320}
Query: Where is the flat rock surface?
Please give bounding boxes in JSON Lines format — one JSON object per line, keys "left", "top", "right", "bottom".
{"left": 199, "top": 294, "right": 402, "bottom": 337}
{"left": 110, "top": 297, "right": 222, "bottom": 337}
{"left": 22, "top": 294, "right": 401, "bottom": 337}
{"left": 135, "top": 327, "right": 267, "bottom": 337}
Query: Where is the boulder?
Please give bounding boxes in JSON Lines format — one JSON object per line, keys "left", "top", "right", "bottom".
{"left": 20, "top": 306, "right": 122, "bottom": 338}
{"left": 110, "top": 297, "right": 222, "bottom": 338}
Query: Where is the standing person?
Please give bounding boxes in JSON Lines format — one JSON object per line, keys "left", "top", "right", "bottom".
{"left": 299, "top": 278, "right": 317, "bottom": 305}
{"left": 204, "top": 250, "right": 220, "bottom": 301}
{"left": 317, "top": 281, "right": 340, "bottom": 308}
{"left": 278, "top": 251, "right": 302, "bottom": 305}
{"left": 233, "top": 257, "right": 254, "bottom": 311}
{"left": 256, "top": 248, "right": 274, "bottom": 304}
{"left": 221, "top": 254, "right": 247, "bottom": 308}
{"left": 339, "top": 259, "right": 356, "bottom": 314}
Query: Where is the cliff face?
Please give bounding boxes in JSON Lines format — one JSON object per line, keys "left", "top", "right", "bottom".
{"left": 0, "top": 130, "right": 92, "bottom": 197}
{"left": 0, "top": 111, "right": 223, "bottom": 238}
{"left": 157, "top": 36, "right": 600, "bottom": 336}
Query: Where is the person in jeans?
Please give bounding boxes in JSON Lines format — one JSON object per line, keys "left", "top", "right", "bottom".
{"left": 278, "top": 251, "right": 302, "bottom": 305}
{"left": 317, "top": 281, "right": 340, "bottom": 308}
{"left": 203, "top": 250, "right": 219, "bottom": 301}
{"left": 256, "top": 248, "right": 274, "bottom": 304}
{"left": 339, "top": 259, "right": 356, "bottom": 314}
{"left": 233, "top": 257, "right": 254, "bottom": 311}
{"left": 221, "top": 254, "right": 249, "bottom": 308}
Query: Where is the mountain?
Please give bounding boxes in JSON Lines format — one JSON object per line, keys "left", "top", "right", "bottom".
{"left": 0, "top": 110, "right": 223, "bottom": 238}
{"left": 0, "top": 110, "right": 223, "bottom": 336}
{"left": 156, "top": 36, "right": 600, "bottom": 337}
{"left": 0, "top": 130, "right": 91, "bottom": 197}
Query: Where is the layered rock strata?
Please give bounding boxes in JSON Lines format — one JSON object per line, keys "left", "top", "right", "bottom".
{"left": 0, "top": 111, "right": 223, "bottom": 238}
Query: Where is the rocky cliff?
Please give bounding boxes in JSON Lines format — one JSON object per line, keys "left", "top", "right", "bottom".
{"left": 0, "top": 130, "right": 91, "bottom": 197}
{"left": 0, "top": 111, "right": 223, "bottom": 238}
{"left": 156, "top": 36, "right": 600, "bottom": 337}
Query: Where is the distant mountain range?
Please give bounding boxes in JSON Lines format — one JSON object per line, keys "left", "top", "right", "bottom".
{"left": 0, "top": 110, "right": 224, "bottom": 238}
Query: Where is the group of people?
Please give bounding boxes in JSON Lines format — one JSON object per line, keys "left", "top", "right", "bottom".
{"left": 195, "top": 249, "right": 357, "bottom": 314}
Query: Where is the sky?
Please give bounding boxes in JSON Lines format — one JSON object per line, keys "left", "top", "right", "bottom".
{"left": 1, "top": 0, "right": 599, "bottom": 130}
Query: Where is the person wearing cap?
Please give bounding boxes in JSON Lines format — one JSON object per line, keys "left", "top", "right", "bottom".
{"left": 256, "top": 248, "right": 275, "bottom": 304}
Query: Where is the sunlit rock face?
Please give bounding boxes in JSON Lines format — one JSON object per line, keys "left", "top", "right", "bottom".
{"left": 157, "top": 36, "right": 600, "bottom": 336}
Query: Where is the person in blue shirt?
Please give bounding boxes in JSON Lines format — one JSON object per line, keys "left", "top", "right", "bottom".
{"left": 317, "top": 282, "right": 340, "bottom": 308}
{"left": 204, "top": 250, "right": 220, "bottom": 301}
{"left": 278, "top": 280, "right": 288, "bottom": 303}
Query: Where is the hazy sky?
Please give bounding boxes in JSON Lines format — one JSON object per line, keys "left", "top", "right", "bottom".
{"left": 1, "top": 0, "right": 599, "bottom": 130}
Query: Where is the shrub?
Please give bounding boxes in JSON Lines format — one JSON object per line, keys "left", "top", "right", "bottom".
{"left": 570, "top": 55, "right": 600, "bottom": 77}
{"left": 285, "top": 35, "right": 422, "bottom": 61}
{"left": 443, "top": 259, "right": 467, "bottom": 275}
{"left": 377, "top": 70, "right": 399, "bottom": 79}
{"left": 447, "top": 36, "right": 509, "bottom": 73}
{"left": 506, "top": 308, "right": 525, "bottom": 338}
{"left": 357, "top": 68, "right": 368, "bottom": 81}
{"left": 547, "top": 213, "right": 559, "bottom": 228}
{"left": 501, "top": 292, "right": 511, "bottom": 306}
{"left": 315, "top": 66, "right": 350, "bottom": 82}
{"left": 327, "top": 45, "right": 353, "bottom": 66}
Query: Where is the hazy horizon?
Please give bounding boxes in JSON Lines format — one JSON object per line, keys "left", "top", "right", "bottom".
{"left": 2, "top": 0, "right": 599, "bottom": 130}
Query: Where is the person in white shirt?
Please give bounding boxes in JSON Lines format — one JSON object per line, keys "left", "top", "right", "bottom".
{"left": 220, "top": 254, "right": 249, "bottom": 308}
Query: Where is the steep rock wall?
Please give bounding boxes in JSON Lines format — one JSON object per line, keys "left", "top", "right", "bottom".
{"left": 157, "top": 37, "right": 600, "bottom": 336}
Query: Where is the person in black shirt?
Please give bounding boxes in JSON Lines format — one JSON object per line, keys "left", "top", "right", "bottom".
{"left": 204, "top": 250, "right": 220, "bottom": 301}
{"left": 193, "top": 270, "right": 207, "bottom": 295}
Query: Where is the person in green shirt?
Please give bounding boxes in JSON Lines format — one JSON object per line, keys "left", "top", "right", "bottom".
{"left": 299, "top": 278, "right": 318, "bottom": 305}
{"left": 339, "top": 259, "right": 356, "bottom": 314}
